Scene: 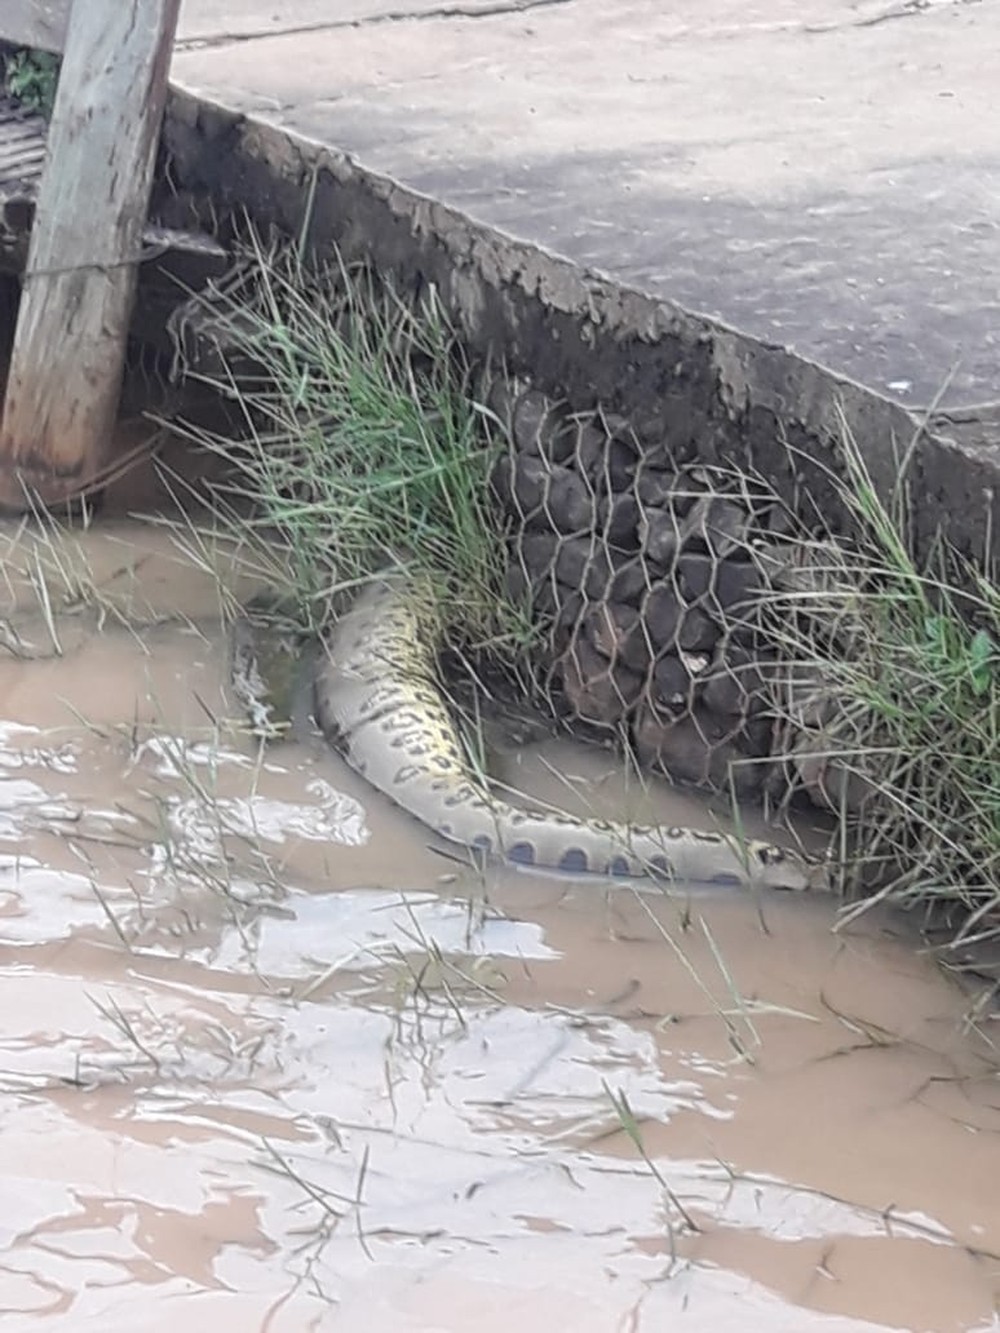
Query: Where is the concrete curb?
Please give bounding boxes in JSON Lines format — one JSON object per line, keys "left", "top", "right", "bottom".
{"left": 161, "top": 85, "right": 1000, "bottom": 570}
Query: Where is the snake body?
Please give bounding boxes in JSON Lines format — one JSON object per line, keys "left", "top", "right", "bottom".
{"left": 311, "top": 576, "right": 827, "bottom": 891}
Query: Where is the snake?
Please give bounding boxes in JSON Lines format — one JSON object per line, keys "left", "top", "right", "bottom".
{"left": 290, "top": 574, "right": 829, "bottom": 891}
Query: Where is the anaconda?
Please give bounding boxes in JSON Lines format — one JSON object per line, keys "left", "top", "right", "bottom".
{"left": 309, "top": 576, "right": 828, "bottom": 891}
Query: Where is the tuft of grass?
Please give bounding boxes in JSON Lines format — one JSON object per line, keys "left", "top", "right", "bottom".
{"left": 169, "top": 230, "right": 533, "bottom": 657}
{"left": 763, "top": 415, "right": 999, "bottom": 941}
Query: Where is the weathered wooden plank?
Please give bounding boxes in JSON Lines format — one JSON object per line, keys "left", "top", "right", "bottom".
{"left": 0, "top": 0, "right": 182, "bottom": 507}
{"left": 0, "top": 1, "right": 71, "bottom": 56}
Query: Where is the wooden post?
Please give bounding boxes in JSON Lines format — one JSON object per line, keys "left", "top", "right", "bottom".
{"left": 0, "top": 0, "right": 182, "bottom": 509}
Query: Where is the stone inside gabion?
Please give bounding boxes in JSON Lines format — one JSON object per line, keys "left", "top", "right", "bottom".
{"left": 488, "top": 378, "right": 825, "bottom": 802}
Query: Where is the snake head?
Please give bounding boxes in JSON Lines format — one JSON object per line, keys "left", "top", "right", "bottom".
{"left": 749, "top": 842, "right": 833, "bottom": 892}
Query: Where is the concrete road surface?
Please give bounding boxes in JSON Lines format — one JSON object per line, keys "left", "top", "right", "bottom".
{"left": 171, "top": 0, "right": 1000, "bottom": 410}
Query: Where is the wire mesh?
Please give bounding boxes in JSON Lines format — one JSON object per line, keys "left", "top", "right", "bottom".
{"left": 487, "top": 376, "right": 841, "bottom": 803}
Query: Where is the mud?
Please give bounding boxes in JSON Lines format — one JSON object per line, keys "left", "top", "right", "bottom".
{"left": 0, "top": 519, "right": 996, "bottom": 1332}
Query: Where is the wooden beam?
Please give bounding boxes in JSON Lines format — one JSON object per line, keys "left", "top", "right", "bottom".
{"left": 0, "top": 2, "right": 71, "bottom": 56}
{"left": 0, "top": 0, "right": 182, "bottom": 508}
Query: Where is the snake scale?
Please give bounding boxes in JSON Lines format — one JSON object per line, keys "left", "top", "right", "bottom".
{"left": 301, "top": 575, "right": 828, "bottom": 891}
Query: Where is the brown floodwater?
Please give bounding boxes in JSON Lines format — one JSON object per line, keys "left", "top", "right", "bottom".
{"left": 0, "top": 519, "right": 996, "bottom": 1333}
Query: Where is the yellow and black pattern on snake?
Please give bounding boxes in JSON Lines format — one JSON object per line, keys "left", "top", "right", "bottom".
{"left": 312, "top": 576, "right": 829, "bottom": 891}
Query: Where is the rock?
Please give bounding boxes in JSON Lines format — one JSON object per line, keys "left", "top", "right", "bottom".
{"left": 545, "top": 466, "right": 595, "bottom": 534}
{"left": 790, "top": 733, "right": 879, "bottom": 815}
{"left": 753, "top": 537, "right": 843, "bottom": 603}
{"left": 512, "top": 389, "right": 566, "bottom": 459}
{"left": 551, "top": 534, "right": 608, "bottom": 596}
{"left": 764, "top": 501, "right": 800, "bottom": 538}
{"left": 510, "top": 534, "right": 605, "bottom": 621}
{"left": 683, "top": 496, "right": 750, "bottom": 558}
{"left": 599, "top": 492, "right": 640, "bottom": 546}
{"left": 513, "top": 532, "right": 559, "bottom": 587}
{"left": 633, "top": 705, "right": 760, "bottom": 794}
{"left": 606, "top": 436, "right": 641, "bottom": 489}
{"left": 724, "top": 750, "right": 772, "bottom": 798}
{"left": 636, "top": 466, "right": 690, "bottom": 512}
{"left": 545, "top": 423, "right": 583, "bottom": 466}
{"left": 595, "top": 410, "right": 638, "bottom": 447}
{"left": 677, "top": 551, "right": 715, "bottom": 603}
{"left": 740, "top": 715, "right": 775, "bottom": 759}
{"left": 505, "top": 455, "right": 593, "bottom": 533}
{"left": 505, "top": 557, "right": 531, "bottom": 609}
{"left": 630, "top": 410, "right": 672, "bottom": 451}
{"left": 542, "top": 535, "right": 646, "bottom": 603}
{"left": 609, "top": 556, "right": 650, "bottom": 604}
{"left": 550, "top": 590, "right": 586, "bottom": 655}
{"left": 676, "top": 606, "right": 720, "bottom": 652}
{"left": 489, "top": 452, "right": 515, "bottom": 508}
{"left": 775, "top": 663, "right": 837, "bottom": 728}
{"left": 506, "top": 549, "right": 560, "bottom": 617}
{"left": 485, "top": 375, "right": 521, "bottom": 433}
{"left": 586, "top": 602, "right": 651, "bottom": 675}
{"left": 587, "top": 428, "right": 640, "bottom": 489}
{"left": 506, "top": 453, "right": 554, "bottom": 522}
{"left": 652, "top": 653, "right": 698, "bottom": 709}
{"left": 561, "top": 636, "right": 642, "bottom": 728}
{"left": 551, "top": 583, "right": 585, "bottom": 628}
{"left": 642, "top": 584, "right": 681, "bottom": 652}
{"left": 699, "top": 666, "right": 748, "bottom": 718}
{"left": 700, "top": 642, "right": 768, "bottom": 717}
{"left": 640, "top": 506, "right": 682, "bottom": 568}
{"left": 713, "top": 559, "right": 764, "bottom": 616}
{"left": 564, "top": 417, "right": 606, "bottom": 473}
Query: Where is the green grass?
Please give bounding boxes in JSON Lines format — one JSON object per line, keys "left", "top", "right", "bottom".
{"left": 169, "top": 231, "right": 531, "bottom": 659}
{"left": 764, "top": 417, "right": 999, "bottom": 940}
{"left": 2, "top": 45, "right": 59, "bottom": 116}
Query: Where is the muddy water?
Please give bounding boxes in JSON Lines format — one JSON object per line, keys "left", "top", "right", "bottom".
{"left": 0, "top": 520, "right": 996, "bottom": 1333}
